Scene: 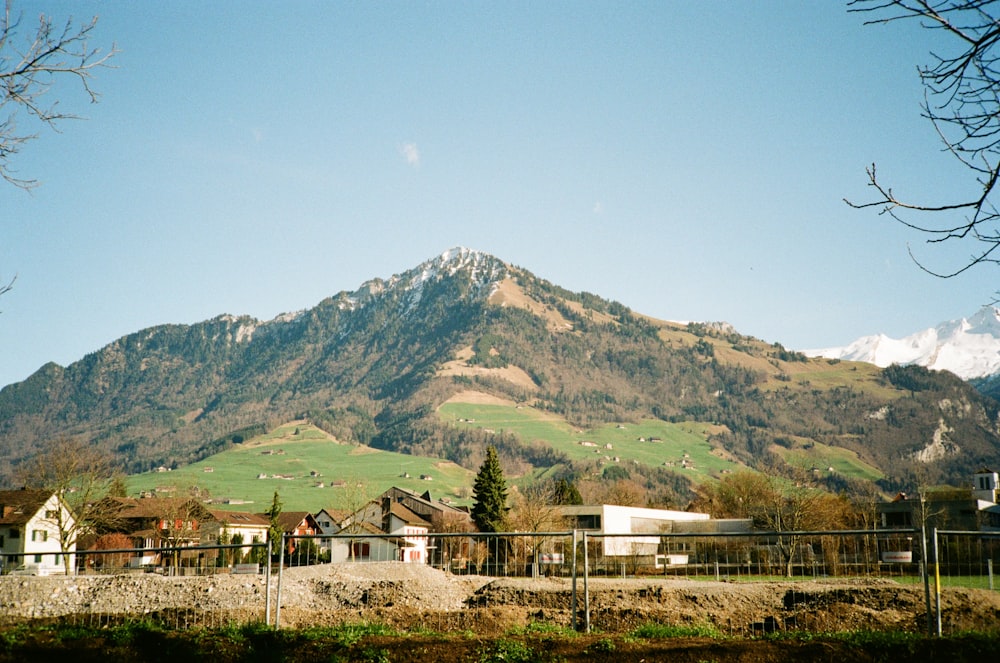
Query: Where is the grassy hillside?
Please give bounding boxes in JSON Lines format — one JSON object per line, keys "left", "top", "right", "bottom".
{"left": 438, "top": 400, "right": 742, "bottom": 484}
{"left": 127, "top": 422, "right": 474, "bottom": 512}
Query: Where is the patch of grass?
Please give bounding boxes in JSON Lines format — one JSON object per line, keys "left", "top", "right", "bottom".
{"left": 438, "top": 402, "right": 743, "bottom": 484}
{"left": 585, "top": 637, "right": 616, "bottom": 653}
{"left": 771, "top": 438, "right": 884, "bottom": 482}
{"left": 358, "top": 645, "right": 391, "bottom": 663}
{"left": 476, "top": 638, "right": 538, "bottom": 663}
{"left": 299, "top": 622, "right": 399, "bottom": 647}
{"left": 630, "top": 621, "right": 723, "bottom": 639}
{"left": 508, "top": 621, "right": 578, "bottom": 638}
{"left": 0, "top": 624, "right": 32, "bottom": 652}
{"left": 107, "top": 618, "right": 164, "bottom": 645}
{"left": 127, "top": 422, "right": 475, "bottom": 511}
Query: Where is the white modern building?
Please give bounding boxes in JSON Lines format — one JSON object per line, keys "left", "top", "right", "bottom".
{"left": 557, "top": 504, "right": 751, "bottom": 562}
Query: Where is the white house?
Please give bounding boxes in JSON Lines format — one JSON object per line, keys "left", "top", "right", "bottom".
{"left": 329, "top": 496, "right": 431, "bottom": 563}
{"left": 202, "top": 509, "right": 270, "bottom": 554}
{"left": 0, "top": 489, "right": 76, "bottom": 575}
{"left": 313, "top": 507, "right": 349, "bottom": 559}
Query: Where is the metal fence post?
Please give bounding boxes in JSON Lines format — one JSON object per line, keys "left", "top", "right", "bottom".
{"left": 583, "top": 531, "right": 590, "bottom": 634}
{"left": 264, "top": 539, "right": 272, "bottom": 626}
{"left": 921, "top": 525, "right": 932, "bottom": 636}
{"left": 275, "top": 534, "right": 286, "bottom": 629}
{"left": 989, "top": 559, "right": 994, "bottom": 591}
{"left": 570, "top": 530, "right": 578, "bottom": 632}
{"left": 933, "top": 527, "right": 942, "bottom": 637}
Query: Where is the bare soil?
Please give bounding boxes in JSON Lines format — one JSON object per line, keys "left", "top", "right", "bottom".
{"left": 4, "top": 562, "right": 1000, "bottom": 633}
{"left": 3, "top": 564, "right": 1000, "bottom": 661}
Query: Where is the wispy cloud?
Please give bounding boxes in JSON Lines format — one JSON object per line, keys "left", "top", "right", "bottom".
{"left": 400, "top": 142, "right": 420, "bottom": 167}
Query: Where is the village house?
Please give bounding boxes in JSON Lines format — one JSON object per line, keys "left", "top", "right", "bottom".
{"left": 296, "top": 488, "right": 476, "bottom": 565}
{"left": 201, "top": 509, "right": 269, "bottom": 553}
{"left": 91, "top": 496, "right": 218, "bottom": 570}
{"left": 331, "top": 496, "right": 431, "bottom": 563}
{"left": 269, "top": 511, "right": 320, "bottom": 555}
{"left": 877, "top": 468, "right": 1000, "bottom": 532}
{"left": 313, "top": 507, "right": 349, "bottom": 558}
{"left": 0, "top": 489, "right": 75, "bottom": 575}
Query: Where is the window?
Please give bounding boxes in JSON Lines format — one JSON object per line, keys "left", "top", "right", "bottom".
{"left": 33, "top": 554, "right": 42, "bottom": 563}
{"left": 575, "top": 514, "right": 601, "bottom": 530}
{"left": 10, "top": 529, "right": 19, "bottom": 539}
{"left": 31, "top": 530, "right": 47, "bottom": 542}
{"left": 45, "top": 510, "right": 58, "bottom": 520}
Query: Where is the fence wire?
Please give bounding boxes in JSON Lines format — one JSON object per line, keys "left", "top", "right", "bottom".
{"left": 3, "top": 528, "right": 998, "bottom": 635}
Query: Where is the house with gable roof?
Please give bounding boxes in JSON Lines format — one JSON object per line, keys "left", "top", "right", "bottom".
{"left": 0, "top": 488, "right": 76, "bottom": 575}
{"left": 101, "top": 496, "right": 213, "bottom": 549}
{"left": 330, "top": 491, "right": 433, "bottom": 563}
{"left": 268, "top": 511, "right": 320, "bottom": 556}
{"left": 202, "top": 509, "right": 270, "bottom": 553}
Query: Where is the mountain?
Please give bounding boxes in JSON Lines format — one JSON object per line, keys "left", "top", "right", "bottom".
{"left": 805, "top": 307, "right": 1000, "bottom": 381}
{"left": 1, "top": 247, "right": 998, "bottom": 499}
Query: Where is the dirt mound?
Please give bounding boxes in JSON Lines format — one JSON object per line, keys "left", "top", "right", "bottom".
{"left": 279, "top": 562, "right": 489, "bottom": 611}
{"left": 3, "top": 565, "right": 1000, "bottom": 636}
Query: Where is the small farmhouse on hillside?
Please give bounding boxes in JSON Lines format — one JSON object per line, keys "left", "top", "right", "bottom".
{"left": 0, "top": 489, "right": 75, "bottom": 575}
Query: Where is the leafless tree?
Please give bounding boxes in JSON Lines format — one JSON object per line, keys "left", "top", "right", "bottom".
{"left": 845, "top": 1, "right": 1000, "bottom": 282}
{"left": 507, "top": 484, "right": 568, "bottom": 573}
{"left": 695, "top": 472, "right": 854, "bottom": 577}
{"left": 14, "top": 437, "right": 123, "bottom": 574}
{"left": 1, "top": 1, "right": 116, "bottom": 190}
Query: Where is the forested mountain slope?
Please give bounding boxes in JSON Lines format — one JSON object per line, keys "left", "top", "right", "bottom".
{"left": 1, "top": 248, "right": 997, "bottom": 498}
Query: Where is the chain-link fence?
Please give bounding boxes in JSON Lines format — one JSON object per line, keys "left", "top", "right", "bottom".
{"left": 2, "top": 528, "right": 997, "bottom": 635}
{"left": 2, "top": 542, "right": 270, "bottom": 577}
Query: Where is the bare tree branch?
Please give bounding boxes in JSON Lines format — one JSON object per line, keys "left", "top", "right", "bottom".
{"left": 0, "top": 0, "right": 117, "bottom": 190}
{"left": 845, "top": 0, "right": 1000, "bottom": 282}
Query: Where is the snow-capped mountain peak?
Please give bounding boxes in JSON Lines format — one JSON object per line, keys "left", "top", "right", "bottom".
{"left": 804, "top": 306, "right": 1000, "bottom": 380}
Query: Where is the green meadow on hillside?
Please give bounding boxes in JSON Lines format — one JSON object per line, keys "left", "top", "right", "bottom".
{"left": 127, "top": 423, "right": 474, "bottom": 512}
{"left": 772, "top": 438, "right": 885, "bottom": 482}
{"left": 437, "top": 402, "right": 744, "bottom": 484}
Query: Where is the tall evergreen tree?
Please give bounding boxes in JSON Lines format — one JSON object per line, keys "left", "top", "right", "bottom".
{"left": 265, "top": 490, "right": 283, "bottom": 553}
{"left": 552, "top": 478, "right": 583, "bottom": 505}
{"left": 471, "top": 445, "right": 509, "bottom": 532}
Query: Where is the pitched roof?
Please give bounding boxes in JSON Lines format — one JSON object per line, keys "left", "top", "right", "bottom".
{"left": 0, "top": 489, "right": 53, "bottom": 526}
{"left": 107, "top": 496, "right": 212, "bottom": 520}
{"left": 207, "top": 510, "right": 269, "bottom": 527}
{"left": 388, "top": 501, "right": 430, "bottom": 527}
{"left": 273, "top": 511, "right": 316, "bottom": 532}
{"left": 340, "top": 520, "right": 384, "bottom": 535}
{"left": 316, "top": 508, "right": 351, "bottom": 523}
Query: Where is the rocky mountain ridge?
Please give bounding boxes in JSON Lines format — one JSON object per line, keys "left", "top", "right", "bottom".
{"left": 1, "top": 248, "right": 997, "bottom": 496}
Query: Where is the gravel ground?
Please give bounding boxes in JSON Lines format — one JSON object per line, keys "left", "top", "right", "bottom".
{"left": 2, "top": 562, "right": 999, "bottom": 635}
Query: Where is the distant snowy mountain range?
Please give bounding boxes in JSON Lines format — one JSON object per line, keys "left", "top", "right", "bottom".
{"left": 804, "top": 306, "right": 1000, "bottom": 381}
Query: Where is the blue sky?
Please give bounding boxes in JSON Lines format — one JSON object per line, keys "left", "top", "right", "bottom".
{"left": 0, "top": 1, "right": 992, "bottom": 388}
